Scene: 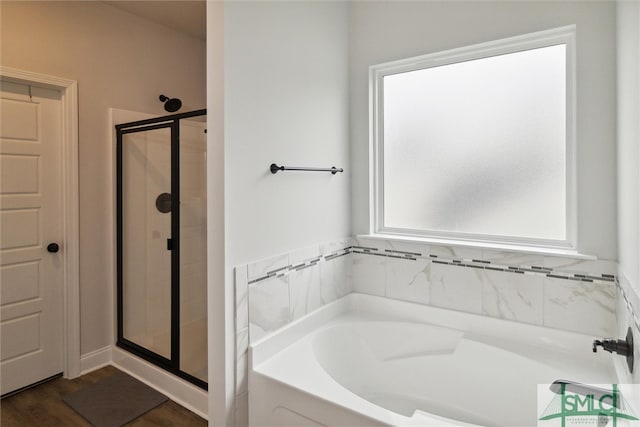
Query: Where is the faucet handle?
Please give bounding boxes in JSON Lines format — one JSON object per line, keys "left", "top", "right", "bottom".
{"left": 592, "top": 328, "right": 634, "bottom": 374}
{"left": 593, "top": 338, "right": 627, "bottom": 355}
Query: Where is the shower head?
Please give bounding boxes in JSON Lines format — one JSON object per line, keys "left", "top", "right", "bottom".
{"left": 159, "top": 94, "right": 182, "bottom": 113}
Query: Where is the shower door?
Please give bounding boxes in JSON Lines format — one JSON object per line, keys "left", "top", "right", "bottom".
{"left": 116, "top": 110, "right": 207, "bottom": 389}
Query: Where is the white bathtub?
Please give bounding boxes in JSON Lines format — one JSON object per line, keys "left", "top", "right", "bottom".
{"left": 249, "top": 293, "right": 617, "bottom": 426}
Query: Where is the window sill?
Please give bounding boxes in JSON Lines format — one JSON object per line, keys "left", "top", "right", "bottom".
{"left": 359, "top": 233, "right": 597, "bottom": 260}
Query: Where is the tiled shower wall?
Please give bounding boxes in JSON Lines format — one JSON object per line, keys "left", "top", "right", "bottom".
{"left": 178, "top": 119, "right": 208, "bottom": 379}
{"left": 234, "top": 236, "right": 635, "bottom": 426}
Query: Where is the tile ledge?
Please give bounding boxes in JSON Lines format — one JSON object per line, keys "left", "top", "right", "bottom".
{"left": 360, "top": 234, "right": 598, "bottom": 260}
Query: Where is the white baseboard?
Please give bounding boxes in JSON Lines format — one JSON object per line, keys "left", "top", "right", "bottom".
{"left": 111, "top": 347, "right": 208, "bottom": 419}
{"left": 78, "top": 345, "right": 208, "bottom": 419}
{"left": 80, "top": 345, "right": 113, "bottom": 375}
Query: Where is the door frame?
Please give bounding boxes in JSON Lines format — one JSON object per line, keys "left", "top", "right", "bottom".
{"left": 0, "top": 66, "right": 80, "bottom": 379}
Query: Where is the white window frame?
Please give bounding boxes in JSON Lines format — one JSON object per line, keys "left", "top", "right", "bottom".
{"left": 369, "top": 25, "right": 577, "bottom": 250}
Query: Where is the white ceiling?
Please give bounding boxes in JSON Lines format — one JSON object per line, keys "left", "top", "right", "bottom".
{"left": 103, "top": 1, "right": 206, "bottom": 41}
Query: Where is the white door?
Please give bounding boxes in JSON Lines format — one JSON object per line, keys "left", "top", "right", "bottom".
{"left": 0, "top": 81, "right": 64, "bottom": 395}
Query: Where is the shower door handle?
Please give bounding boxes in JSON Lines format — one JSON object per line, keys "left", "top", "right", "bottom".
{"left": 167, "top": 238, "right": 173, "bottom": 251}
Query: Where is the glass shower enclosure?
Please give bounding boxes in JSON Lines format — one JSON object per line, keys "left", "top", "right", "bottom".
{"left": 116, "top": 109, "right": 207, "bottom": 389}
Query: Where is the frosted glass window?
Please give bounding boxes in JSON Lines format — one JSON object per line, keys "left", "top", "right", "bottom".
{"left": 380, "top": 43, "right": 568, "bottom": 242}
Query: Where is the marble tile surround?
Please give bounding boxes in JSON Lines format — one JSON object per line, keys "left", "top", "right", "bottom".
{"left": 233, "top": 236, "right": 621, "bottom": 427}
{"left": 615, "top": 272, "right": 640, "bottom": 384}
{"left": 243, "top": 240, "right": 353, "bottom": 343}
{"left": 233, "top": 238, "right": 353, "bottom": 426}
{"left": 350, "top": 236, "right": 617, "bottom": 337}
{"left": 617, "top": 272, "right": 640, "bottom": 335}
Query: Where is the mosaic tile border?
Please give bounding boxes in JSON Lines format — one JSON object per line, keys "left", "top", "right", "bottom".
{"left": 247, "top": 244, "right": 617, "bottom": 287}
{"left": 247, "top": 247, "right": 350, "bottom": 284}
{"left": 350, "top": 246, "right": 616, "bottom": 284}
{"left": 616, "top": 275, "right": 640, "bottom": 333}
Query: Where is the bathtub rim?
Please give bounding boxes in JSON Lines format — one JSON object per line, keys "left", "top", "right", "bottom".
{"left": 250, "top": 292, "right": 617, "bottom": 370}
{"left": 248, "top": 292, "right": 619, "bottom": 426}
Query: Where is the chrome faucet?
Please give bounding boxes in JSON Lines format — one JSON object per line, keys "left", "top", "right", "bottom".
{"left": 592, "top": 327, "right": 634, "bottom": 374}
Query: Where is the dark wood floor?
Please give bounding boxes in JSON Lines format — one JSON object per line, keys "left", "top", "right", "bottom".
{"left": 0, "top": 365, "right": 207, "bottom": 426}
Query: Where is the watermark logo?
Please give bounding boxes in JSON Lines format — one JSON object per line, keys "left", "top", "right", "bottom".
{"left": 538, "top": 382, "right": 639, "bottom": 426}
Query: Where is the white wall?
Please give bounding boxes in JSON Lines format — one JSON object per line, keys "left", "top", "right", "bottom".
{"left": 206, "top": 1, "right": 227, "bottom": 425}
{"left": 224, "top": 1, "right": 351, "bottom": 268}
{"left": 0, "top": 1, "right": 206, "bottom": 355}
{"left": 221, "top": 3, "right": 349, "bottom": 424}
{"left": 617, "top": 0, "right": 640, "bottom": 290}
{"left": 616, "top": 0, "right": 640, "bottom": 385}
{"left": 349, "top": 1, "right": 618, "bottom": 260}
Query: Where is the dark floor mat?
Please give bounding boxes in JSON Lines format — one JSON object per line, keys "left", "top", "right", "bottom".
{"left": 63, "top": 371, "right": 168, "bottom": 427}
